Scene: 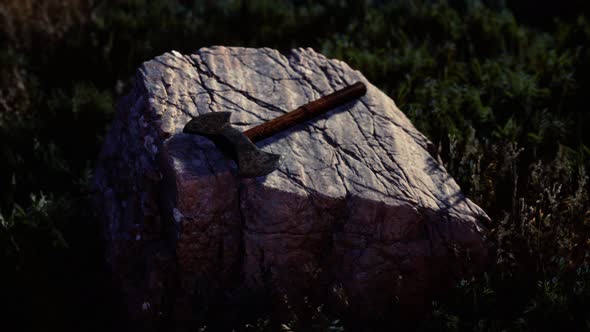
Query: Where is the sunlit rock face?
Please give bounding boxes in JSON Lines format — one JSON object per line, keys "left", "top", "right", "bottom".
{"left": 94, "top": 46, "right": 491, "bottom": 324}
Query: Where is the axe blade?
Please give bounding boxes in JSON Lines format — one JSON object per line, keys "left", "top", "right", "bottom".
{"left": 183, "top": 111, "right": 231, "bottom": 136}
{"left": 183, "top": 111, "right": 283, "bottom": 178}
{"left": 220, "top": 124, "right": 283, "bottom": 178}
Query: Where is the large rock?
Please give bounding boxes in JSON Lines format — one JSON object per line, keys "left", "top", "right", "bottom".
{"left": 94, "top": 46, "right": 490, "bottom": 322}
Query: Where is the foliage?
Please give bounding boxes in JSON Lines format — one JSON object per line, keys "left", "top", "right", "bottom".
{"left": 0, "top": 0, "right": 589, "bottom": 331}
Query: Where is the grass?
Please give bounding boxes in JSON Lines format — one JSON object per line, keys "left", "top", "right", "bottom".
{"left": 0, "top": 0, "right": 589, "bottom": 331}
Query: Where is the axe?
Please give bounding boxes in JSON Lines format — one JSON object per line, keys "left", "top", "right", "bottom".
{"left": 183, "top": 82, "right": 367, "bottom": 178}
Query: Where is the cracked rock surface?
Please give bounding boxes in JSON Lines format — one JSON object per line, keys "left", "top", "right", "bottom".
{"left": 94, "top": 46, "right": 491, "bottom": 321}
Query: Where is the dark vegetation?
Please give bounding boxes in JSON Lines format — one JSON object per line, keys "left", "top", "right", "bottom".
{"left": 1, "top": 0, "right": 589, "bottom": 330}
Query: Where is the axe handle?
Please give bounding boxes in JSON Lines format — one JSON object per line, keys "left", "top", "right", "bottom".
{"left": 243, "top": 81, "right": 367, "bottom": 143}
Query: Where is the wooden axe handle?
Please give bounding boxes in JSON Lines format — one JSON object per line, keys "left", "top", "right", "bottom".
{"left": 243, "top": 82, "right": 367, "bottom": 143}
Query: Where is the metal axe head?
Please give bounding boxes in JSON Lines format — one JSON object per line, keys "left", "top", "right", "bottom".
{"left": 183, "top": 112, "right": 283, "bottom": 178}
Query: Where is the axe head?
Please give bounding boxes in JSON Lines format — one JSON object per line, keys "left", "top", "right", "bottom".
{"left": 183, "top": 112, "right": 283, "bottom": 178}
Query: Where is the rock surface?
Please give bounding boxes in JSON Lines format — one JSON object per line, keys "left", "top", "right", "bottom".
{"left": 94, "top": 46, "right": 491, "bottom": 322}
